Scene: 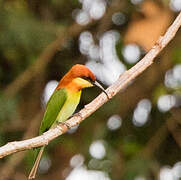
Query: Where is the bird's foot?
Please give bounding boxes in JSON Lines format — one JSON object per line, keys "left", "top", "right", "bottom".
{"left": 59, "top": 122, "right": 71, "bottom": 129}
{"left": 70, "top": 112, "right": 82, "bottom": 119}
{"left": 74, "top": 112, "right": 82, "bottom": 118}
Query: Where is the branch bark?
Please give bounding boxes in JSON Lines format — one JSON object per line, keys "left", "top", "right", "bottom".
{"left": 0, "top": 12, "right": 181, "bottom": 159}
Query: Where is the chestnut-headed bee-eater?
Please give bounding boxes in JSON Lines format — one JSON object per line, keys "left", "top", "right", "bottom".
{"left": 28, "top": 64, "right": 108, "bottom": 179}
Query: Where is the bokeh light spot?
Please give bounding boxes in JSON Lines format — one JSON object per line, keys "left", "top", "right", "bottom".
{"left": 66, "top": 166, "right": 110, "bottom": 180}
{"left": 76, "top": 10, "right": 90, "bottom": 25}
{"left": 130, "top": 0, "right": 143, "bottom": 5}
{"left": 67, "top": 124, "right": 79, "bottom": 134}
{"left": 89, "top": 0, "right": 106, "bottom": 20}
{"left": 39, "top": 156, "right": 51, "bottom": 174}
{"left": 88, "top": 45, "right": 100, "bottom": 59}
{"left": 159, "top": 166, "right": 173, "bottom": 180}
{"left": 89, "top": 140, "right": 106, "bottom": 159}
{"left": 70, "top": 154, "right": 84, "bottom": 168}
{"left": 42, "top": 80, "right": 58, "bottom": 105}
{"left": 173, "top": 64, "right": 181, "bottom": 82}
{"left": 107, "top": 114, "right": 122, "bottom": 130}
{"left": 112, "top": 12, "right": 126, "bottom": 26}
{"left": 133, "top": 99, "right": 152, "bottom": 127}
{"left": 170, "top": 0, "right": 181, "bottom": 12}
{"left": 122, "top": 44, "right": 141, "bottom": 64}
{"left": 172, "top": 161, "right": 181, "bottom": 178}
{"left": 79, "top": 31, "right": 94, "bottom": 55}
{"left": 157, "top": 95, "right": 176, "bottom": 112}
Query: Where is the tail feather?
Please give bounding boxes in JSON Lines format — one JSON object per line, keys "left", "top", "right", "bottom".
{"left": 28, "top": 146, "right": 45, "bottom": 179}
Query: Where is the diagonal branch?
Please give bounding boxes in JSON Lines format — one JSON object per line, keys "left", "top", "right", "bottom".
{"left": 0, "top": 12, "right": 181, "bottom": 159}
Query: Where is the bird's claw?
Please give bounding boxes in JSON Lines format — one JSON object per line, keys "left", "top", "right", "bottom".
{"left": 74, "top": 112, "right": 82, "bottom": 118}
{"left": 59, "top": 122, "right": 71, "bottom": 129}
{"left": 69, "top": 112, "right": 82, "bottom": 119}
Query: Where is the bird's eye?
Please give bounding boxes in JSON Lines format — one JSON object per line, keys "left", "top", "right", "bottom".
{"left": 81, "top": 76, "right": 94, "bottom": 83}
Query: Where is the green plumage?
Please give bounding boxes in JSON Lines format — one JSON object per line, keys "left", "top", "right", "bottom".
{"left": 39, "top": 88, "right": 82, "bottom": 134}
{"left": 40, "top": 89, "right": 67, "bottom": 134}
{"left": 29, "top": 65, "right": 97, "bottom": 179}
{"left": 29, "top": 88, "right": 82, "bottom": 179}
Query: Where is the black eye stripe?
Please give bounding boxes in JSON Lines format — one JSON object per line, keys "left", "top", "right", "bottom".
{"left": 81, "top": 76, "right": 94, "bottom": 83}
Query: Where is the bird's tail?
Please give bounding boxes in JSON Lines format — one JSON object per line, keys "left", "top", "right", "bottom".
{"left": 28, "top": 146, "right": 45, "bottom": 179}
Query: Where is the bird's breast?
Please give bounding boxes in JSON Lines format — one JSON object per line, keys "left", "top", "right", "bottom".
{"left": 56, "top": 90, "right": 82, "bottom": 123}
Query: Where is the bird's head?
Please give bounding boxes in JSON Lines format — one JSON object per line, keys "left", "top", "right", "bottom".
{"left": 57, "top": 64, "right": 108, "bottom": 97}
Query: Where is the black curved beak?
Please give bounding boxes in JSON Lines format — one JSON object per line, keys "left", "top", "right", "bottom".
{"left": 93, "top": 81, "right": 109, "bottom": 99}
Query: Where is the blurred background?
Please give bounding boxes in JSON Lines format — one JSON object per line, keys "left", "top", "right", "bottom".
{"left": 0, "top": 0, "right": 181, "bottom": 179}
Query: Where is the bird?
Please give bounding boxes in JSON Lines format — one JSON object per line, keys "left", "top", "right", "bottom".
{"left": 28, "top": 64, "right": 108, "bottom": 179}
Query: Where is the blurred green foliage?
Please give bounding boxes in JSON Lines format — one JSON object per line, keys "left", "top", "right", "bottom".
{"left": 0, "top": 91, "right": 17, "bottom": 124}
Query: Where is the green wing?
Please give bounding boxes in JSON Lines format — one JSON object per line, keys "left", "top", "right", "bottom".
{"left": 39, "top": 88, "right": 67, "bottom": 134}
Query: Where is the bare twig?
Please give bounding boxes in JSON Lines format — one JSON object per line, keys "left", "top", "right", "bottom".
{"left": 0, "top": 12, "right": 180, "bottom": 158}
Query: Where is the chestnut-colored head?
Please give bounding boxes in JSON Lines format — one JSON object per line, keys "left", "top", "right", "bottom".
{"left": 57, "top": 64, "right": 96, "bottom": 91}
{"left": 57, "top": 64, "right": 108, "bottom": 98}
{"left": 68, "top": 64, "right": 96, "bottom": 82}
